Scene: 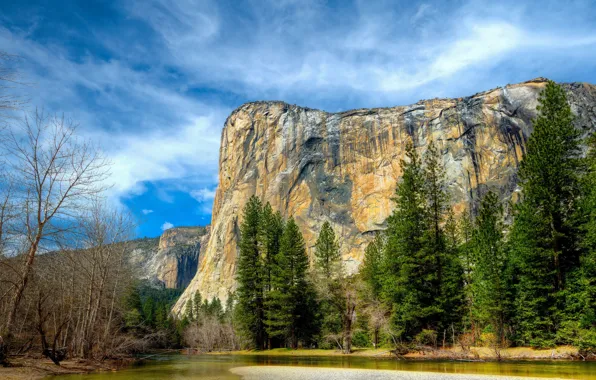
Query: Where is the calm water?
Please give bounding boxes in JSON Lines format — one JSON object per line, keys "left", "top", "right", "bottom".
{"left": 52, "top": 354, "right": 596, "bottom": 380}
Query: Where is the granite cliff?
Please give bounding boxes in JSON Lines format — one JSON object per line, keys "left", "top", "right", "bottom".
{"left": 129, "top": 226, "right": 209, "bottom": 289}
{"left": 173, "top": 78, "right": 596, "bottom": 314}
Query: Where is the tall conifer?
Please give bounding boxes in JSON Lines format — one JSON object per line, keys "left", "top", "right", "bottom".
{"left": 470, "top": 191, "right": 508, "bottom": 343}
{"left": 315, "top": 221, "right": 341, "bottom": 278}
{"left": 509, "top": 81, "right": 582, "bottom": 346}
{"left": 266, "top": 217, "right": 312, "bottom": 348}
{"left": 236, "top": 195, "right": 266, "bottom": 349}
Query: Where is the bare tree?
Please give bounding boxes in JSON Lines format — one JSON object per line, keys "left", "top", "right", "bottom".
{"left": 0, "top": 51, "right": 27, "bottom": 118}
{"left": 0, "top": 111, "right": 110, "bottom": 356}
{"left": 69, "top": 201, "right": 135, "bottom": 358}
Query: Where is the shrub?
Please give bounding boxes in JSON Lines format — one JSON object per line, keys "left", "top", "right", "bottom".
{"left": 414, "top": 329, "right": 437, "bottom": 347}
{"left": 351, "top": 331, "right": 371, "bottom": 348}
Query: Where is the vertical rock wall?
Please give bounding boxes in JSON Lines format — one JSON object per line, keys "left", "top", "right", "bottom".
{"left": 173, "top": 79, "right": 596, "bottom": 315}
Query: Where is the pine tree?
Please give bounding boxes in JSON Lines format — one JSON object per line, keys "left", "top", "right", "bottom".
{"left": 315, "top": 221, "right": 341, "bottom": 278}
{"left": 193, "top": 292, "right": 202, "bottom": 322}
{"left": 424, "top": 141, "right": 464, "bottom": 333}
{"left": 458, "top": 211, "right": 475, "bottom": 331}
{"left": 143, "top": 297, "right": 156, "bottom": 327}
{"left": 265, "top": 217, "right": 312, "bottom": 348}
{"left": 235, "top": 195, "right": 267, "bottom": 349}
{"left": 259, "top": 203, "right": 284, "bottom": 292}
{"left": 573, "top": 134, "right": 596, "bottom": 350}
{"left": 383, "top": 140, "right": 429, "bottom": 339}
{"left": 509, "top": 81, "right": 583, "bottom": 347}
{"left": 470, "top": 191, "right": 508, "bottom": 344}
{"left": 361, "top": 232, "right": 384, "bottom": 299}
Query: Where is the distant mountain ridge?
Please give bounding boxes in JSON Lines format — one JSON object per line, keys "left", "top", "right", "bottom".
{"left": 128, "top": 226, "right": 210, "bottom": 289}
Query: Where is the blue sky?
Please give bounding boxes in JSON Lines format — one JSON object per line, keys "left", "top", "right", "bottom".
{"left": 1, "top": 0, "right": 595, "bottom": 237}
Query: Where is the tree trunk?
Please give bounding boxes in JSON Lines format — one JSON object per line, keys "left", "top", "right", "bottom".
{"left": 3, "top": 233, "right": 42, "bottom": 348}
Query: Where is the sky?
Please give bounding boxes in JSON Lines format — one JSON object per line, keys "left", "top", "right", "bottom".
{"left": 1, "top": 0, "right": 595, "bottom": 238}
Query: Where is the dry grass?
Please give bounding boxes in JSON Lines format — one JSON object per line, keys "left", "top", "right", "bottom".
{"left": 210, "top": 345, "right": 579, "bottom": 360}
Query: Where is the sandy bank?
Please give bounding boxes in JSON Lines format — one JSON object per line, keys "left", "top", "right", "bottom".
{"left": 230, "top": 366, "right": 567, "bottom": 380}
{"left": 0, "top": 357, "right": 132, "bottom": 380}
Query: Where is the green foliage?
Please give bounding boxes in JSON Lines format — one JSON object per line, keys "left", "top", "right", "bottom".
{"left": 509, "top": 81, "right": 583, "bottom": 347}
{"left": 351, "top": 330, "right": 371, "bottom": 348}
{"left": 383, "top": 141, "right": 427, "bottom": 338}
{"left": 259, "top": 203, "right": 284, "bottom": 293}
{"left": 124, "top": 282, "right": 184, "bottom": 347}
{"left": 235, "top": 195, "right": 267, "bottom": 349}
{"left": 361, "top": 232, "right": 384, "bottom": 299}
{"left": 314, "top": 221, "right": 341, "bottom": 278}
{"left": 266, "top": 217, "right": 315, "bottom": 348}
{"left": 414, "top": 329, "right": 438, "bottom": 347}
{"left": 382, "top": 140, "right": 464, "bottom": 340}
{"left": 469, "top": 191, "right": 509, "bottom": 344}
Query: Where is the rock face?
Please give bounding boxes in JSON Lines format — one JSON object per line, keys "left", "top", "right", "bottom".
{"left": 173, "top": 78, "right": 596, "bottom": 314}
{"left": 129, "top": 226, "right": 209, "bottom": 289}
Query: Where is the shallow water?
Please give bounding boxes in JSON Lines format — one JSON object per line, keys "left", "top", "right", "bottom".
{"left": 52, "top": 354, "right": 596, "bottom": 379}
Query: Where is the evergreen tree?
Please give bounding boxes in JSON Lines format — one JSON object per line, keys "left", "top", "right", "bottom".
{"left": 361, "top": 232, "right": 384, "bottom": 299}
{"left": 258, "top": 203, "right": 284, "bottom": 347}
{"left": 193, "top": 292, "right": 203, "bottom": 322}
{"left": 259, "top": 203, "right": 284, "bottom": 292}
{"left": 566, "top": 134, "right": 596, "bottom": 350}
{"left": 509, "top": 81, "right": 583, "bottom": 346}
{"left": 266, "top": 217, "right": 312, "bottom": 348}
{"left": 470, "top": 191, "right": 508, "bottom": 344}
{"left": 383, "top": 140, "right": 429, "bottom": 339}
{"left": 458, "top": 211, "right": 475, "bottom": 331}
{"left": 424, "top": 141, "right": 464, "bottom": 333}
{"left": 315, "top": 221, "right": 341, "bottom": 278}
{"left": 143, "top": 297, "right": 156, "bottom": 327}
{"left": 581, "top": 135, "right": 596, "bottom": 333}
{"left": 235, "top": 195, "right": 267, "bottom": 349}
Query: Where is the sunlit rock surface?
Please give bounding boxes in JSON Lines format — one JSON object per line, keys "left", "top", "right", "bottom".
{"left": 129, "top": 226, "right": 209, "bottom": 289}
{"left": 173, "top": 78, "right": 596, "bottom": 314}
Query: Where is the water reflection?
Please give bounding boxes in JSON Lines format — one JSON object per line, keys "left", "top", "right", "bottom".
{"left": 52, "top": 354, "right": 596, "bottom": 380}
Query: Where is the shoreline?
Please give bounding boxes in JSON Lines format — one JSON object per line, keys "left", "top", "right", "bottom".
{"left": 0, "top": 356, "right": 134, "bottom": 380}
{"left": 0, "top": 346, "right": 589, "bottom": 380}
{"left": 207, "top": 346, "right": 584, "bottom": 361}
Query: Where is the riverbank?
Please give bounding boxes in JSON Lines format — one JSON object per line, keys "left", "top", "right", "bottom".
{"left": 230, "top": 366, "right": 566, "bottom": 380}
{"left": 211, "top": 346, "right": 582, "bottom": 360}
{"left": 0, "top": 356, "right": 133, "bottom": 380}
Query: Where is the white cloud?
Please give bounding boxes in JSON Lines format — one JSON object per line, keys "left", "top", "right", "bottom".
{"left": 190, "top": 188, "right": 216, "bottom": 202}
{"left": 142, "top": 209, "right": 154, "bottom": 215}
{"left": 1, "top": 0, "right": 596, "bottom": 222}
{"left": 0, "top": 26, "right": 226, "bottom": 205}
{"left": 124, "top": 0, "right": 596, "bottom": 101}
{"left": 161, "top": 221, "right": 174, "bottom": 231}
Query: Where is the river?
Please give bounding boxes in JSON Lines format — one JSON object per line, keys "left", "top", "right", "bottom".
{"left": 52, "top": 354, "right": 596, "bottom": 379}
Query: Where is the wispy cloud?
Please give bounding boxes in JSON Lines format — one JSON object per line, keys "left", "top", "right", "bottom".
{"left": 1, "top": 0, "right": 595, "bottom": 235}
{"left": 190, "top": 188, "right": 216, "bottom": 203}
{"left": 161, "top": 221, "right": 174, "bottom": 231}
{"left": 142, "top": 209, "right": 154, "bottom": 215}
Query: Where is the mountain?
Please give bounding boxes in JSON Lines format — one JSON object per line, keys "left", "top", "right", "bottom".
{"left": 129, "top": 226, "right": 210, "bottom": 289}
{"left": 173, "top": 78, "right": 596, "bottom": 314}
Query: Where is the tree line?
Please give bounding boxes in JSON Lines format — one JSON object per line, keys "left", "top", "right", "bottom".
{"left": 231, "top": 81, "right": 596, "bottom": 355}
